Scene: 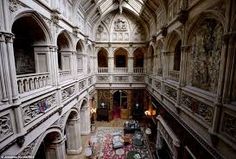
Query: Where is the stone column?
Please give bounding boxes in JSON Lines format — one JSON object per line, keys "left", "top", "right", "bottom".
{"left": 128, "top": 56, "right": 134, "bottom": 73}
{"left": 49, "top": 46, "right": 59, "bottom": 86}
{"left": 80, "top": 106, "right": 91, "bottom": 135}
{"left": 46, "top": 136, "right": 66, "bottom": 159}
{"left": 0, "top": 32, "right": 9, "bottom": 103}
{"left": 108, "top": 46, "right": 114, "bottom": 73}
{"left": 66, "top": 116, "right": 82, "bottom": 154}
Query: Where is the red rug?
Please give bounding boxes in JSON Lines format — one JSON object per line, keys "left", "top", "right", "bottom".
{"left": 94, "top": 127, "right": 153, "bottom": 159}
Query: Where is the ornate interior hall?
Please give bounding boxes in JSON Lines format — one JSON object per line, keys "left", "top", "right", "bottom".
{"left": 0, "top": 0, "right": 235, "bottom": 159}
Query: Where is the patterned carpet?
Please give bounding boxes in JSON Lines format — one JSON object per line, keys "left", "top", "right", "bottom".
{"left": 91, "top": 127, "right": 153, "bottom": 159}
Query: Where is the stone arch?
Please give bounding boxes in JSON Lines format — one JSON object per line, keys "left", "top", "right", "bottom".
{"left": 114, "top": 47, "right": 129, "bottom": 68}
{"left": 79, "top": 98, "right": 91, "bottom": 135}
{"left": 12, "top": 11, "right": 52, "bottom": 75}
{"left": 97, "top": 47, "right": 108, "bottom": 68}
{"left": 57, "top": 30, "right": 73, "bottom": 51}
{"left": 34, "top": 128, "right": 65, "bottom": 159}
{"left": 63, "top": 108, "right": 82, "bottom": 154}
{"left": 57, "top": 30, "right": 73, "bottom": 71}
{"left": 186, "top": 11, "right": 226, "bottom": 43}
{"left": 76, "top": 39, "right": 85, "bottom": 73}
{"left": 133, "top": 47, "right": 144, "bottom": 68}
{"left": 165, "top": 31, "right": 181, "bottom": 52}
{"left": 13, "top": 10, "right": 52, "bottom": 44}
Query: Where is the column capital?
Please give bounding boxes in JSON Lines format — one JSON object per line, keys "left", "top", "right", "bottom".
{"left": 4, "top": 32, "right": 15, "bottom": 43}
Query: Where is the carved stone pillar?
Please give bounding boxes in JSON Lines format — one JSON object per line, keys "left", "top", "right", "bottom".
{"left": 45, "top": 136, "right": 66, "bottom": 159}
{"left": 80, "top": 106, "right": 91, "bottom": 135}
{"left": 0, "top": 32, "right": 9, "bottom": 103}
{"left": 128, "top": 56, "right": 134, "bottom": 73}
{"left": 66, "top": 116, "right": 82, "bottom": 154}
{"left": 161, "top": 51, "right": 170, "bottom": 80}
{"left": 222, "top": 33, "right": 236, "bottom": 103}
{"left": 49, "top": 46, "right": 59, "bottom": 86}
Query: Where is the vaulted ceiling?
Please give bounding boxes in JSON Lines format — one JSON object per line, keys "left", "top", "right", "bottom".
{"left": 75, "top": 0, "right": 166, "bottom": 26}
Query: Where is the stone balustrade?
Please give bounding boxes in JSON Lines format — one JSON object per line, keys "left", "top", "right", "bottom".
{"left": 133, "top": 67, "right": 144, "bottom": 73}
{"left": 98, "top": 67, "right": 108, "bottom": 73}
{"left": 168, "top": 70, "right": 179, "bottom": 82}
{"left": 114, "top": 67, "right": 128, "bottom": 73}
{"left": 17, "top": 72, "right": 50, "bottom": 94}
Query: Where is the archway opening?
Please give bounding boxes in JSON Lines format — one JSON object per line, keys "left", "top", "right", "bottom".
{"left": 64, "top": 110, "right": 81, "bottom": 155}
{"left": 97, "top": 48, "right": 108, "bottom": 73}
{"left": 133, "top": 48, "right": 144, "bottom": 73}
{"left": 114, "top": 48, "right": 128, "bottom": 67}
{"left": 57, "top": 32, "right": 71, "bottom": 71}
{"left": 76, "top": 41, "right": 83, "bottom": 73}
{"left": 12, "top": 15, "right": 47, "bottom": 75}
{"left": 112, "top": 90, "right": 127, "bottom": 119}
{"left": 35, "top": 131, "right": 64, "bottom": 159}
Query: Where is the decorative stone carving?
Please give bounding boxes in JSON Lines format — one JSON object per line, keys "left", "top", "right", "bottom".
{"left": 18, "top": 137, "right": 38, "bottom": 156}
{"left": 88, "top": 77, "right": 93, "bottom": 85}
{"left": 114, "top": 76, "right": 129, "bottom": 82}
{"left": 79, "top": 80, "right": 86, "bottom": 90}
{"left": 62, "top": 85, "right": 75, "bottom": 101}
{"left": 177, "top": 9, "right": 188, "bottom": 24}
{"left": 181, "top": 93, "right": 214, "bottom": 125}
{"left": 23, "top": 94, "right": 56, "bottom": 125}
{"left": 97, "top": 76, "right": 109, "bottom": 82}
{"left": 97, "top": 25, "right": 104, "bottom": 33}
{"left": 189, "top": 18, "right": 223, "bottom": 93}
{"left": 114, "top": 18, "right": 127, "bottom": 31}
{"left": 133, "top": 76, "right": 144, "bottom": 82}
{"left": 221, "top": 113, "right": 236, "bottom": 142}
{"left": 0, "top": 114, "right": 13, "bottom": 141}
{"left": 165, "top": 85, "right": 177, "bottom": 101}
{"left": 154, "top": 81, "right": 161, "bottom": 90}
{"left": 16, "top": 135, "right": 25, "bottom": 147}
{"left": 9, "top": 0, "right": 20, "bottom": 12}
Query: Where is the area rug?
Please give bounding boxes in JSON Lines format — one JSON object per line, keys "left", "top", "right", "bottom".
{"left": 92, "top": 127, "right": 153, "bottom": 159}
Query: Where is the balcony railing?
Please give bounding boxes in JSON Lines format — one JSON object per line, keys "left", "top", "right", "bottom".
{"left": 157, "top": 115, "right": 180, "bottom": 159}
{"left": 168, "top": 70, "right": 179, "bottom": 82}
{"left": 17, "top": 72, "right": 50, "bottom": 94}
{"left": 98, "top": 67, "right": 108, "bottom": 73}
{"left": 59, "top": 70, "right": 71, "bottom": 81}
{"left": 133, "top": 67, "right": 144, "bottom": 73}
{"left": 114, "top": 67, "right": 128, "bottom": 73}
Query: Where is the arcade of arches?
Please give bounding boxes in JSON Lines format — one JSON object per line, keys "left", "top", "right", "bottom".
{"left": 0, "top": 0, "right": 236, "bottom": 159}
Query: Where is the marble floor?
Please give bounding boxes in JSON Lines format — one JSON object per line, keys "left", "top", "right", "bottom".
{"left": 66, "top": 119, "right": 126, "bottom": 159}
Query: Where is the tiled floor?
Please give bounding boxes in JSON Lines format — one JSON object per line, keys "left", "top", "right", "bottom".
{"left": 66, "top": 119, "right": 126, "bottom": 159}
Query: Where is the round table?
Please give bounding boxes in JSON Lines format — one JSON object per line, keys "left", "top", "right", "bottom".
{"left": 126, "top": 151, "right": 142, "bottom": 159}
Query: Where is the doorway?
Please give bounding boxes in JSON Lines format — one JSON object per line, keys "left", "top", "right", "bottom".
{"left": 113, "top": 90, "right": 127, "bottom": 119}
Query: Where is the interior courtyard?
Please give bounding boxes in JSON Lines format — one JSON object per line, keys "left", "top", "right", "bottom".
{"left": 0, "top": 0, "right": 236, "bottom": 159}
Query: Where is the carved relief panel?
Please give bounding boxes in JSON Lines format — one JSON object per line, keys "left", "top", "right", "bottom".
{"left": 95, "top": 12, "right": 146, "bottom": 42}
{"left": 187, "top": 18, "right": 223, "bottom": 93}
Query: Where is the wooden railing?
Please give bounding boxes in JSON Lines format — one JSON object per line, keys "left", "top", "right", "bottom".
{"left": 17, "top": 72, "right": 50, "bottom": 94}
